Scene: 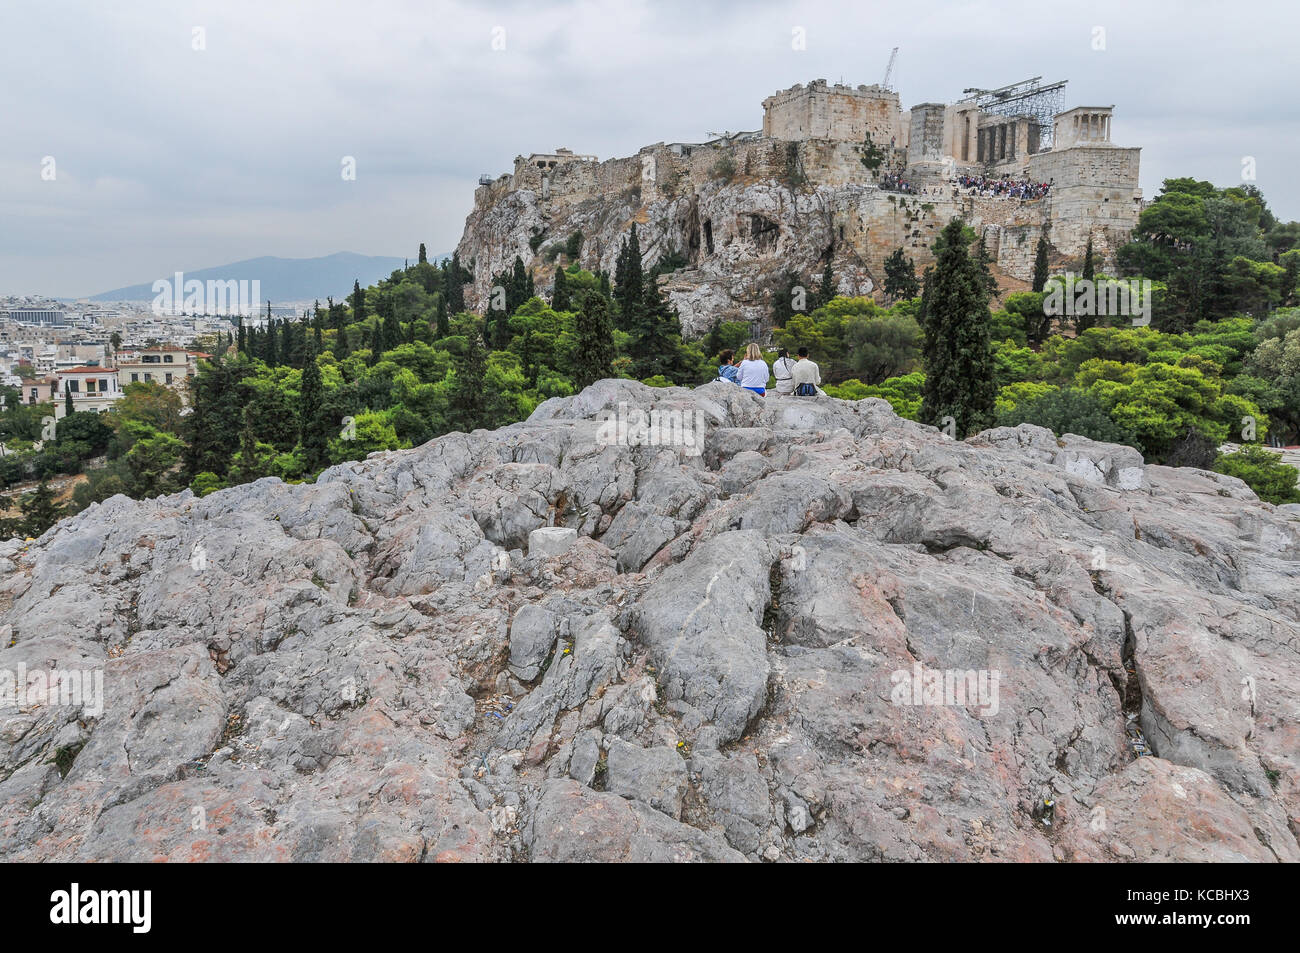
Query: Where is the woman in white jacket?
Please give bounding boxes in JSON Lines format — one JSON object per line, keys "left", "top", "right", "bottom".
{"left": 737, "top": 343, "right": 771, "bottom": 396}
{"left": 772, "top": 348, "right": 796, "bottom": 395}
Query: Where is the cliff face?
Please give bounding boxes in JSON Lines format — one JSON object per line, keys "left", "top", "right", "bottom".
{"left": 456, "top": 137, "right": 1074, "bottom": 337}
{"left": 3, "top": 381, "right": 1298, "bottom": 862}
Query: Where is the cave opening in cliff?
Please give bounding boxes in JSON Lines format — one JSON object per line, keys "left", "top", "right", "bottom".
{"left": 750, "top": 214, "right": 779, "bottom": 252}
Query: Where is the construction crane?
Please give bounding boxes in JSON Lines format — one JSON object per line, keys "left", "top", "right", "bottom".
{"left": 882, "top": 47, "right": 899, "bottom": 91}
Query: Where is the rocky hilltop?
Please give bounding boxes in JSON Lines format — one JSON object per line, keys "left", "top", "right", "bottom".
{"left": 2, "top": 382, "right": 1297, "bottom": 862}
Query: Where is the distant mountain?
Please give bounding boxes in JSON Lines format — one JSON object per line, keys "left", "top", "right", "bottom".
{"left": 87, "top": 252, "right": 439, "bottom": 304}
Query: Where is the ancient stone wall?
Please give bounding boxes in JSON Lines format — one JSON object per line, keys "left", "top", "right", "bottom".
{"left": 762, "top": 80, "right": 907, "bottom": 147}
{"left": 908, "top": 104, "right": 947, "bottom": 165}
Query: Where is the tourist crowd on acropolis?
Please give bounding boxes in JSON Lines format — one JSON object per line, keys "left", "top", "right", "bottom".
{"left": 955, "top": 174, "right": 1052, "bottom": 199}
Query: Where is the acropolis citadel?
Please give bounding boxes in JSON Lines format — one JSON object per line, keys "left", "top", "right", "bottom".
{"left": 457, "top": 76, "right": 1143, "bottom": 334}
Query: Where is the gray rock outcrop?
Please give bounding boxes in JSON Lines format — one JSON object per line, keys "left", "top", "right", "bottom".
{"left": 2, "top": 379, "right": 1297, "bottom": 862}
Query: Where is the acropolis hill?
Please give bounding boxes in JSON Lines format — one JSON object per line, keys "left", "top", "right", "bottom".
{"left": 455, "top": 77, "right": 1142, "bottom": 335}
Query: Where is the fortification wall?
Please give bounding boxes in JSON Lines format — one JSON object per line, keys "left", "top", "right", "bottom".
{"left": 762, "top": 80, "right": 907, "bottom": 147}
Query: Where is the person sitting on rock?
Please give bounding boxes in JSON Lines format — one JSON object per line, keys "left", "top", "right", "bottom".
{"left": 736, "top": 343, "right": 771, "bottom": 396}
{"left": 791, "top": 346, "right": 822, "bottom": 396}
{"left": 772, "top": 348, "right": 796, "bottom": 396}
{"left": 716, "top": 349, "right": 739, "bottom": 384}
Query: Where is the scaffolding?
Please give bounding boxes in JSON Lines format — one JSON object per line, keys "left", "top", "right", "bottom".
{"left": 960, "top": 77, "right": 1067, "bottom": 149}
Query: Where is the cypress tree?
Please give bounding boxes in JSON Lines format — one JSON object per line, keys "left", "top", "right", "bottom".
{"left": 1082, "top": 236, "right": 1095, "bottom": 282}
{"left": 446, "top": 252, "right": 466, "bottom": 314}
{"left": 817, "top": 260, "right": 835, "bottom": 308}
{"left": 237, "top": 321, "right": 247, "bottom": 354}
{"left": 335, "top": 325, "right": 351, "bottom": 359}
{"left": 435, "top": 296, "right": 450, "bottom": 338}
{"left": 451, "top": 331, "right": 488, "bottom": 431}
{"left": 1031, "top": 231, "right": 1050, "bottom": 292}
{"left": 703, "top": 320, "right": 724, "bottom": 362}
{"left": 919, "top": 219, "right": 997, "bottom": 440}
{"left": 418, "top": 242, "right": 428, "bottom": 264}
{"left": 771, "top": 271, "right": 803, "bottom": 328}
{"left": 883, "top": 247, "right": 920, "bottom": 301}
{"left": 64, "top": 383, "right": 74, "bottom": 417}
{"left": 383, "top": 310, "right": 402, "bottom": 350}
{"left": 552, "top": 266, "right": 570, "bottom": 312}
{"left": 573, "top": 291, "right": 615, "bottom": 389}
{"left": 265, "top": 318, "right": 278, "bottom": 366}
{"left": 368, "top": 320, "right": 383, "bottom": 365}
{"left": 352, "top": 280, "right": 366, "bottom": 321}
{"left": 508, "top": 256, "right": 528, "bottom": 314}
{"left": 613, "top": 225, "right": 644, "bottom": 328}
{"left": 299, "top": 341, "right": 330, "bottom": 467}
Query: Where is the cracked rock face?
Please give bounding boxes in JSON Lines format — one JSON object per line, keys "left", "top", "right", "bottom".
{"left": 1, "top": 379, "right": 1298, "bottom": 862}
{"left": 457, "top": 181, "right": 880, "bottom": 337}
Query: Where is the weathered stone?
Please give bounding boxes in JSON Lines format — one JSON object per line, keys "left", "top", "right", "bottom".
{"left": 508, "top": 604, "right": 557, "bottom": 682}
{"left": 2, "top": 380, "right": 1297, "bottom": 864}
{"left": 605, "top": 739, "right": 689, "bottom": 818}
{"left": 528, "top": 526, "right": 578, "bottom": 558}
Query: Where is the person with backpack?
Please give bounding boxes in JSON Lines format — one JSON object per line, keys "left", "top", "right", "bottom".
{"left": 716, "top": 349, "right": 739, "bottom": 384}
{"left": 772, "top": 348, "right": 796, "bottom": 396}
{"left": 736, "top": 343, "right": 771, "bottom": 396}
{"left": 791, "top": 346, "right": 822, "bottom": 396}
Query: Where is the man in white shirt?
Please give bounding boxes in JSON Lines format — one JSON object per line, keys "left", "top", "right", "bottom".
{"left": 791, "top": 347, "right": 822, "bottom": 396}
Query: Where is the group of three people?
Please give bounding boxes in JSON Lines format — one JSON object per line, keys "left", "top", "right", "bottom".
{"left": 716, "top": 344, "right": 822, "bottom": 397}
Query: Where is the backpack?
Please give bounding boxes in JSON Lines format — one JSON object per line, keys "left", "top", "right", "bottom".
{"left": 794, "top": 382, "right": 818, "bottom": 397}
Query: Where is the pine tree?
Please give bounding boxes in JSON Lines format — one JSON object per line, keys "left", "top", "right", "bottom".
{"left": 18, "top": 478, "right": 63, "bottom": 538}
{"left": 183, "top": 358, "right": 250, "bottom": 478}
{"left": 1082, "top": 236, "right": 1095, "bottom": 282}
{"left": 630, "top": 276, "right": 688, "bottom": 381}
{"left": 883, "top": 247, "right": 921, "bottom": 301}
{"left": 573, "top": 291, "right": 616, "bottom": 389}
{"left": 1032, "top": 231, "right": 1050, "bottom": 293}
{"left": 552, "top": 266, "right": 570, "bottom": 312}
{"left": 919, "top": 219, "right": 997, "bottom": 439}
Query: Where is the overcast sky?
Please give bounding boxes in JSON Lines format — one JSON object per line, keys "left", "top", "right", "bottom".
{"left": 2, "top": 0, "right": 1296, "bottom": 298}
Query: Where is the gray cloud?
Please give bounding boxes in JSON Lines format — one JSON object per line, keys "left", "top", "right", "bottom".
{"left": 2, "top": 0, "right": 1295, "bottom": 297}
